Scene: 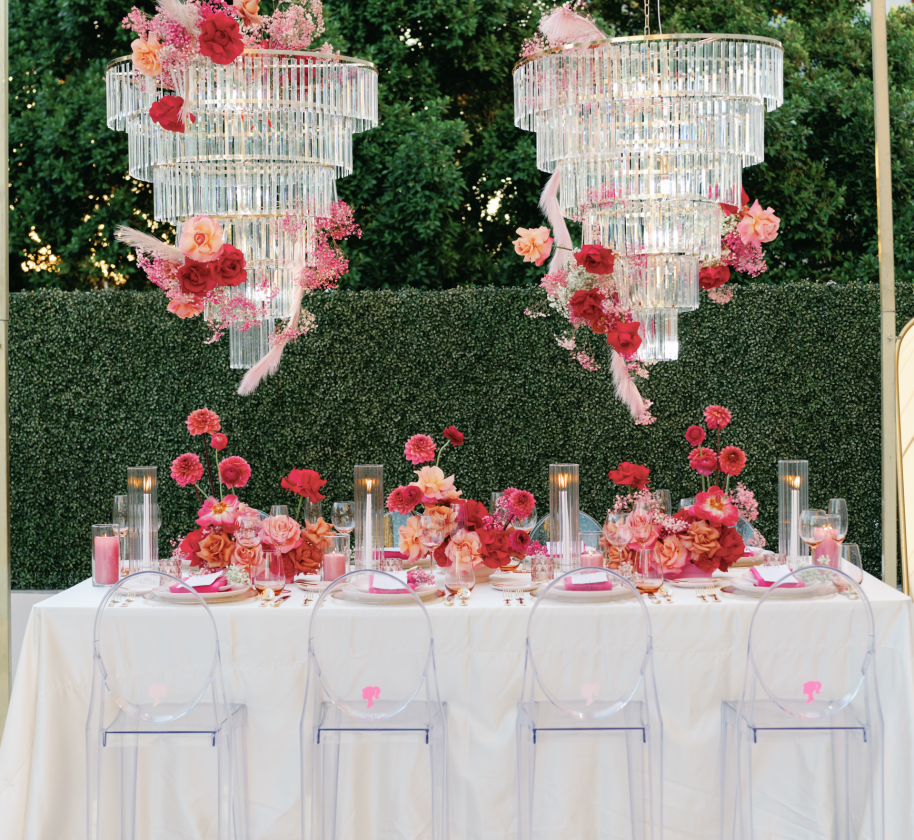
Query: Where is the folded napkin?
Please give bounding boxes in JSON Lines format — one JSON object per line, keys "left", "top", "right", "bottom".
{"left": 169, "top": 572, "right": 227, "bottom": 593}
{"left": 563, "top": 571, "right": 613, "bottom": 592}
{"left": 368, "top": 571, "right": 415, "bottom": 595}
{"left": 750, "top": 567, "right": 804, "bottom": 588}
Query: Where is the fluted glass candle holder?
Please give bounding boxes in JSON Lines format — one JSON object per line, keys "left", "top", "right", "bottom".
{"left": 549, "top": 464, "right": 581, "bottom": 573}
{"left": 778, "top": 460, "right": 809, "bottom": 558}
{"left": 127, "top": 467, "right": 160, "bottom": 573}
{"left": 354, "top": 465, "right": 384, "bottom": 570}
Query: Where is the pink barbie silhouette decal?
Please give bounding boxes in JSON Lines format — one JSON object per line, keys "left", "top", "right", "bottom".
{"left": 581, "top": 683, "right": 599, "bottom": 706}
{"left": 148, "top": 684, "right": 168, "bottom": 707}
{"left": 803, "top": 680, "right": 822, "bottom": 704}
{"left": 362, "top": 686, "right": 381, "bottom": 709}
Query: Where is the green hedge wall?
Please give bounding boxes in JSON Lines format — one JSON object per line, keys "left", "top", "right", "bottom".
{"left": 11, "top": 284, "right": 911, "bottom": 589}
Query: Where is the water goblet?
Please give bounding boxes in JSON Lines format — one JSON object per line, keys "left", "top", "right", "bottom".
{"left": 633, "top": 548, "right": 664, "bottom": 598}
{"left": 443, "top": 529, "right": 477, "bottom": 594}
{"left": 513, "top": 505, "right": 538, "bottom": 533}
{"left": 418, "top": 514, "right": 448, "bottom": 560}
{"left": 302, "top": 499, "right": 323, "bottom": 525}
{"left": 235, "top": 514, "right": 263, "bottom": 549}
{"left": 332, "top": 501, "right": 356, "bottom": 534}
{"left": 269, "top": 505, "right": 288, "bottom": 518}
{"left": 840, "top": 542, "right": 864, "bottom": 585}
{"left": 799, "top": 509, "right": 829, "bottom": 551}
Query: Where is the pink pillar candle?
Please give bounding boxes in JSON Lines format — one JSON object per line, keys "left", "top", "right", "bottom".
{"left": 93, "top": 536, "right": 120, "bottom": 585}
{"left": 323, "top": 552, "right": 348, "bottom": 582}
{"left": 814, "top": 534, "right": 841, "bottom": 568}
{"left": 581, "top": 551, "right": 604, "bottom": 568}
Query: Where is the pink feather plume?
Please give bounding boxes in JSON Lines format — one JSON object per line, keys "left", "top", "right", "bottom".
{"left": 114, "top": 226, "right": 183, "bottom": 262}
{"left": 236, "top": 284, "right": 304, "bottom": 397}
{"left": 539, "top": 165, "right": 572, "bottom": 273}
{"left": 611, "top": 350, "right": 647, "bottom": 420}
{"left": 539, "top": 7, "right": 607, "bottom": 44}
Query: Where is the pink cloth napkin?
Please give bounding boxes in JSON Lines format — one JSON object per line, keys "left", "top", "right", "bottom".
{"left": 169, "top": 574, "right": 227, "bottom": 594}
{"left": 750, "top": 567, "right": 804, "bottom": 588}
{"left": 563, "top": 578, "right": 613, "bottom": 592}
{"left": 367, "top": 574, "right": 418, "bottom": 595}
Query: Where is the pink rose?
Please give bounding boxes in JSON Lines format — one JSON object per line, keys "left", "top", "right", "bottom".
{"left": 685, "top": 425, "right": 706, "bottom": 447}
{"left": 167, "top": 296, "right": 204, "bottom": 318}
{"left": 233, "top": 0, "right": 262, "bottom": 25}
{"left": 131, "top": 35, "right": 163, "bottom": 77}
{"left": 654, "top": 535, "right": 689, "bottom": 575}
{"left": 513, "top": 226, "right": 553, "bottom": 267}
{"left": 261, "top": 515, "right": 303, "bottom": 553}
{"left": 198, "top": 12, "right": 245, "bottom": 65}
{"left": 231, "top": 544, "right": 261, "bottom": 570}
{"left": 219, "top": 455, "right": 251, "bottom": 489}
{"left": 179, "top": 215, "right": 224, "bottom": 263}
{"left": 737, "top": 200, "right": 780, "bottom": 246}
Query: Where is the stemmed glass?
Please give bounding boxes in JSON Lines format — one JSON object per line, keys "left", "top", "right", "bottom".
{"left": 603, "top": 513, "right": 632, "bottom": 550}
{"left": 332, "top": 501, "right": 355, "bottom": 535}
{"left": 653, "top": 490, "right": 672, "bottom": 517}
{"left": 828, "top": 498, "right": 849, "bottom": 540}
{"left": 799, "top": 509, "right": 829, "bottom": 550}
{"left": 840, "top": 543, "right": 864, "bottom": 585}
{"left": 302, "top": 499, "right": 322, "bottom": 525}
{"left": 235, "top": 514, "right": 263, "bottom": 548}
{"left": 801, "top": 509, "right": 842, "bottom": 566}
{"left": 633, "top": 549, "right": 664, "bottom": 599}
{"left": 418, "top": 514, "right": 448, "bottom": 565}
{"left": 269, "top": 505, "right": 288, "bottom": 518}
{"left": 513, "top": 505, "right": 538, "bottom": 533}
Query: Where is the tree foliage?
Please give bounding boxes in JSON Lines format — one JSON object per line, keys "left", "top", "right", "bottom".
{"left": 10, "top": 0, "right": 914, "bottom": 290}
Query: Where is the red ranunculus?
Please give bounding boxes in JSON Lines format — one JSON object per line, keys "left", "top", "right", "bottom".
{"left": 210, "top": 432, "right": 228, "bottom": 451}
{"left": 219, "top": 455, "right": 251, "bottom": 489}
{"left": 280, "top": 468, "right": 326, "bottom": 502}
{"left": 714, "top": 525, "right": 745, "bottom": 571}
{"left": 443, "top": 425, "right": 464, "bottom": 447}
{"left": 509, "top": 528, "right": 531, "bottom": 555}
{"left": 148, "top": 95, "right": 194, "bottom": 133}
{"left": 568, "top": 289, "right": 607, "bottom": 329}
{"left": 477, "top": 528, "right": 513, "bottom": 568}
{"left": 211, "top": 244, "right": 246, "bottom": 287}
{"left": 178, "top": 259, "right": 217, "bottom": 296}
{"left": 685, "top": 425, "right": 706, "bottom": 447}
{"left": 180, "top": 528, "right": 205, "bottom": 567}
{"left": 434, "top": 539, "right": 450, "bottom": 568}
{"left": 608, "top": 461, "right": 650, "bottom": 490}
{"left": 606, "top": 322, "right": 642, "bottom": 355}
{"left": 198, "top": 12, "right": 244, "bottom": 65}
{"left": 689, "top": 447, "right": 718, "bottom": 477}
{"left": 400, "top": 485, "right": 423, "bottom": 509}
{"left": 573, "top": 244, "right": 615, "bottom": 276}
{"left": 699, "top": 264, "right": 731, "bottom": 290}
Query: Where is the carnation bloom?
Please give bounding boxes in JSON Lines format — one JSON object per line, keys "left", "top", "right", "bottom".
{"left": 689, "top": 447, "right": 719, "bottom": 477}
{"left": 411, "top": 466, "right": 456, "bottom": 502}
{"left": 196, "top": 494, "right": 241, "bottom": 531}
{"left": 186, "top": 408, "right": 221, "bottom": 436}
{"left": 685, "top": 425, "right": 706, "bottom": 447}
{"left": 689, "top": 486, "right": 739, "bottom": 527}
{"left": 719, "top": 445, "right": 747, "bottom": 477}
{"left": 404, "top": 434, "right": 436, "bottom": 465}
{"left": 513, "top": 226, "right": 553, "bottom": 267}
{"left": 219, "top": 455, "right": 252, "bottom": 489}
{"left": 703, "top": 405, "right": 732, "bottom": 430}
{"left": 398, "top": 516, "right": 424, "bottom": 562}
{"left": 167, "top": 296, "right": 205, "bottom": 318}
{"left": 280, "top": 468, "right": 326, "bottom": 501}
{"left": 210, "top": 433, "right": 228, "bottom": 451}
{"left": 178, "top": 215, "right": 224, "bottom": 263}
{"left": 171, "top": 453, "right": 204, "bottom": 488}
{"left": 737, "top": 200, "right": 780, "bottom": 246}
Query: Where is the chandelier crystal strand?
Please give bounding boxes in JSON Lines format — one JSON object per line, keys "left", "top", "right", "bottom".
{"left": 106, "top": 49, "right": 378, "bottom": 368}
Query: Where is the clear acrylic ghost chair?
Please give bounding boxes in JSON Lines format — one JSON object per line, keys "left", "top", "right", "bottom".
{"left": 86, "top": 572, "right": 249, "bottom": 840}
{"left": 720, "top": 566, "right": 884, "bottom": 840}
{"left": 301, "top": 569, "right": 448, "bottom": 840}
{"left": 517, "top": 567, "right": 662, "bottom": 840}
{"left": 530, "top": 511, "right": 601, "bottom": 545}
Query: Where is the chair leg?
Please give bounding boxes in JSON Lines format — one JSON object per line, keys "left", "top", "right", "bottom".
{"left": 830, "top": 728, "right": 852, "bottom": 840}
{"left": 625, "top": 727, "right": 646, "bottom": 840}
{"left": 312, "top": 729, "right": 341, "bottom": 840}
{"left": 516, "top": 719, "right": 536, "bottom": 840}
{"left": 735, "top": 722, "right": 754, "bottom": 840}
{"left": 232, "top": 707, "right": 250, "bottom": 840}
{"left": 428, "top": 705, "right": 449, "bottom": 840}
{"left": 720, "top": 706, "right": 734, "bottom": 840}
{"left": 118, "top": 734, "right": 139, "bottom": 840}
{"left": 216, "top": 727, "right": 233, "bottom": 840}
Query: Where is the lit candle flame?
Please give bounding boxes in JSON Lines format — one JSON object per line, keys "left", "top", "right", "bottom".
{"left": 365, "top": 478, "right": 374, "bottom": 492}
{"left": 557, "top": 474, "right": 568, "bottom": 490}
{"left": 788, "top": 476, "right": 801, "bottom": 490}
{"left": 143, "top": 476, "right": 153, "bottom": 492}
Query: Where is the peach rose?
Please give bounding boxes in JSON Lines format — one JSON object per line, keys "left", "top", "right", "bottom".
{"left": 603, "top": 544, "right": 636, "bottom": 571}
{"left": 197, "top": 529, "right": 234, "bottom": 569}
{"left": 653, "top": 535, "right": 689, "bottom": 575}
{"left": 625, "top": 508, "right": 659, "bottom": 549}
{"left": 167, "top": 296, "right": 205, "bottom": 318}
{"left": 178, "top": 215, "right": 224, "bottom": 263}
{"left": 131, "top": 34, "right": 163, "bottom": 77}
{"left": 233, "top": 0, "right": 262, "bottom": 25}
{"left": 261, "top": 514, "right": 302, "bottom": 553}
{"left": 681, "top": 519, "right": 721, "bottom": 559}
{"left": 286, "top": 541, "right": 323, "bottom": 576}
{"left": 411, "top": 466, "right": 456, "bottom": 502}
{"left": 737, "top": 200, "right": 780, "bottom": 246}
{"left": 302, "top": 517, "right": 334, "bottom": 551}
{"left": 513, "top": 226, "right": 553, "bottom": 267}
{"left": 445, "top": 528, "right": 483, "bottom": 568}
{"left": 398, "top": 515, "right": 423, "bottom": 563}
{"left": 231, "top": 544, "right": 261, "bottom": 570}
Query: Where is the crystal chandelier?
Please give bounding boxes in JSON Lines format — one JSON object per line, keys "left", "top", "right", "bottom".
{"left": 106, "top": 49, "right": 378, "bottom": 368}
{"left": 514, "top": 26, "right": 783, "bottom": 362}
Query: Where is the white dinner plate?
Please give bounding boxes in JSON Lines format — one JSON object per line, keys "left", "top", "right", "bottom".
{"left": 666, "top": 577, "right": 724, "bottom": 589}
{"left": 720, "top": 582, "right": 836, "bottom": 600}
{"left": 492, "top": 581, "right": 539, "bottom": 592}
{"left": 537, "top": 584, "right": 637, "bottom": 603}
{"left": 333, "top": 583, "right": 442, "bottom": 605}
{"left": 147, "top": 585, "right": 256, "bottom": 604}
{"left": 296, "top": 580, "right": 331, "bottom": 592}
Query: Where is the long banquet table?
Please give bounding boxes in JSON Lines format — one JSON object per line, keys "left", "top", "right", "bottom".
{"left": 1, "top": 572, "right": 913, "bottom": 839}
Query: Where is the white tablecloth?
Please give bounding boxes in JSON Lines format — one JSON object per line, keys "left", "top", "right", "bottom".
{"left": 1, "top": 573, "right": 912, "bottom": 839}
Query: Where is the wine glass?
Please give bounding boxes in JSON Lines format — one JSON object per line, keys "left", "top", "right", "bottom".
{"left": 443, "top": 530, "right": 477, "bottom": 594}
{"left": 113, "top": 495, "right": 129, "bottom": 577}
{"left": 332, "top": 501, "right": 356, "bottom": 534}
{"left": 799, "top": 509, "right": 829, "bottom": 550}
{"left": 840, "top": 543, "right": 864, "bottom": 585}
{"left": 269, "top": 505, "right": 288, "bottom": 518}
{"left": 418, "top": 514, "right": 448, "bottom": 562}
{"left": 235, "top": 514, "right": 263, "bottom": 549}
{"left": 252, "top": 547, "right": 286, "bottom": 596}
{"left": 828, "top": 499, "right": 849, "bottom": 541}
{"left": 653, "top": 490, "right": 672, "bottom": 517}
{"left": 603, "top": 513, "right": 632, "bottom": 548}
{"left": 513, "top": 505, "right": 538, "bottom": 533}
{"left": 633, "top": 548, "right": 664, "bottom": 596}
{"left": 302, "top": 499, "right": 322, "bottom": 525}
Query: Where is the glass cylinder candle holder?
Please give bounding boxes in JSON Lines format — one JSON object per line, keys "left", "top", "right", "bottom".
{"left": 127, "top": 467, "right": 159, "bottom": 573}
{"left": 113, "top": 494, "right": 129, "bottom": 578}
{"left": 549, "top": 464, "right": 581, "bottom": 573}
{"left": 580, "top": 530, "right": 604, "bottom": 568}
{"left": 778, "top": 460, "right": 809, "bottom": 558}
{"left": 92, "top": 524, "right": 120, "bottom": 586}
{"left": 354, "top": 465, "right": 384, "bottom": 570}
{"left": 323, "top": 534, "right": 350, "bottom": 582}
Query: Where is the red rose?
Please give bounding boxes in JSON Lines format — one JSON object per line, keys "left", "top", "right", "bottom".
{"left": 478, "top": 528, "right": 513, "bottom": 568}
{"left": 180, "top": 528, "right": 205, "bottom": 567}
{"left": 198, "top": 13, "right": 244, "bottom": 65}
{"left": 699, "top": 264, "right": 731, "bottom": 290}
{"left": 568, "top": 289, "right": 607, "bottom": 330}
{"left": 719, "top": 188, "right": 750, "bottom": 216}
{"left": 463, "top": 499, "right": 490, "bottom": 531}
{"left": 148, "top": 96, "right": 194, "bottom": 133}
{"left": 280, "top": 468, "right": 327, "bottom": 502}
{"left": 443, "top": 425, "right": 464, "bottom": 447}
{"left": 714, "top": 525, "right": 745, "bottom": 571}
{"left": 573, "top": 244, "right": 615, "bottom": 276}
{"left": 685, "top": 425, "right": 706, "bottom": 447}
{"left": 178, "top": 259, "right": 217, "bottom": 296}
{"left": 212, "top": 244, "right": 247, "bottom": 287}
{"left": 608, "top": 461, "right": 650, "bottom": 491}
{"left": 210, "top": 433, "right": 228, "bottom": 451}
{"left": 606, "top": 322, "right": 642, "bottom": 355}
{"left": 673, "top": 509, "right": 695, "bottom": 526}
{"left": 434, "top": 539, "right": 450, "bottom": 568}
{"left": 509, "top": 529, "right": 531, "bottom": 556}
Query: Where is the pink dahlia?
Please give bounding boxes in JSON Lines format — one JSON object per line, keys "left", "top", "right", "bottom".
{"left": 689, "top": 486, "right": 739, "bottom": 527}
{"left": 404, "top": 434, "right": 436, "bottom": 465}
{"left": 171, "top": 453, "right": 204, "bottom": 488}
{"left": 719, "top": 445, "right": 747, "bottom": 477}
{"left": 219, "top": 455, "right": 251, "bottom": 489}
{"left": 505, "top": 488, "right": 536, "bottom": 521}
{"left": 703, "top": 405, "right": 732, "bottom": 430}
{"left": 196, "top": 494, "right": 241, "bottom": 531}
{"left": 186, "top": 408, "right": 221, "bottom": 436}
{"left": 387, "top": 488, "right": 411, "bottom": 515}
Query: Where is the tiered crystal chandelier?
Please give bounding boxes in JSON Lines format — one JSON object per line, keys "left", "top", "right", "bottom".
{"left": 106, "top": 49, "right": 378, "bottom": 367}
{"left": 514, "top": 24, "right": 783, "bottom": 361}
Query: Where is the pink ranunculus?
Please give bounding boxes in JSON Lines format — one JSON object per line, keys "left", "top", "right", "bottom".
{"left": 167, "top": 296, "right": 205, "bottom": 318}
{"left": 704, "top": 405, "right": 732, "bottom": 430}
{"left": 443, "top": 425, "right": 464, "bottom": 447}
{"left": 719, "top": 445, "right": 747, "bottom": 477}
{"left": 625, "top": 508, "right": 659, "bottom": 550}
{"left": 210, "top": 432, "right": 228, "bottom": 451}
{"left": 689, "top": 486, "right": 739, "bottom": 528}
{"left": 186, "top": 408, "right": 221, "bottom": 436}
{"left": 654, "top": 535, "right": 689, "bottom": 575}
{"left": 401, "top": 485, "right": 424, "bottom": 509}
{"left": 131, "top": 34, "right": 163, "bottom": 77}
{"left": 178, "top": 215, "right": 224, "bottom": 263}
{"left": 685, "top": 425, "right": 706, "bottom": 447}
{"left": 171, "top": 453, "right": 204, "bottom": 488}
{"left": 513, "top": 226, "right": 553, "bottom": 267}
{"left": 219, "top": 455, "right": 251, "bottom": 489}
{"left": 689, "top": 446, "right": 718, "bottom": 477}
{"left": 261, "top": 515, "right": 303, "bottom": 553}
{"left": 196, "top": 494, "right": 241, "bottom": 531}
{"left": 509, "top": 528, "right": 531, "bottom": 555}
{"left": 404, "top": 434, "right": 436, "bottom": 465}
{"left": 737, "top": 200, "right": 780, "bottom": 246}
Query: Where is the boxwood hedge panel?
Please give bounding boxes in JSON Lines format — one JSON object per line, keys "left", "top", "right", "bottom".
{"left": 10, "top": 284, "right": 909, "bottom": 589}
